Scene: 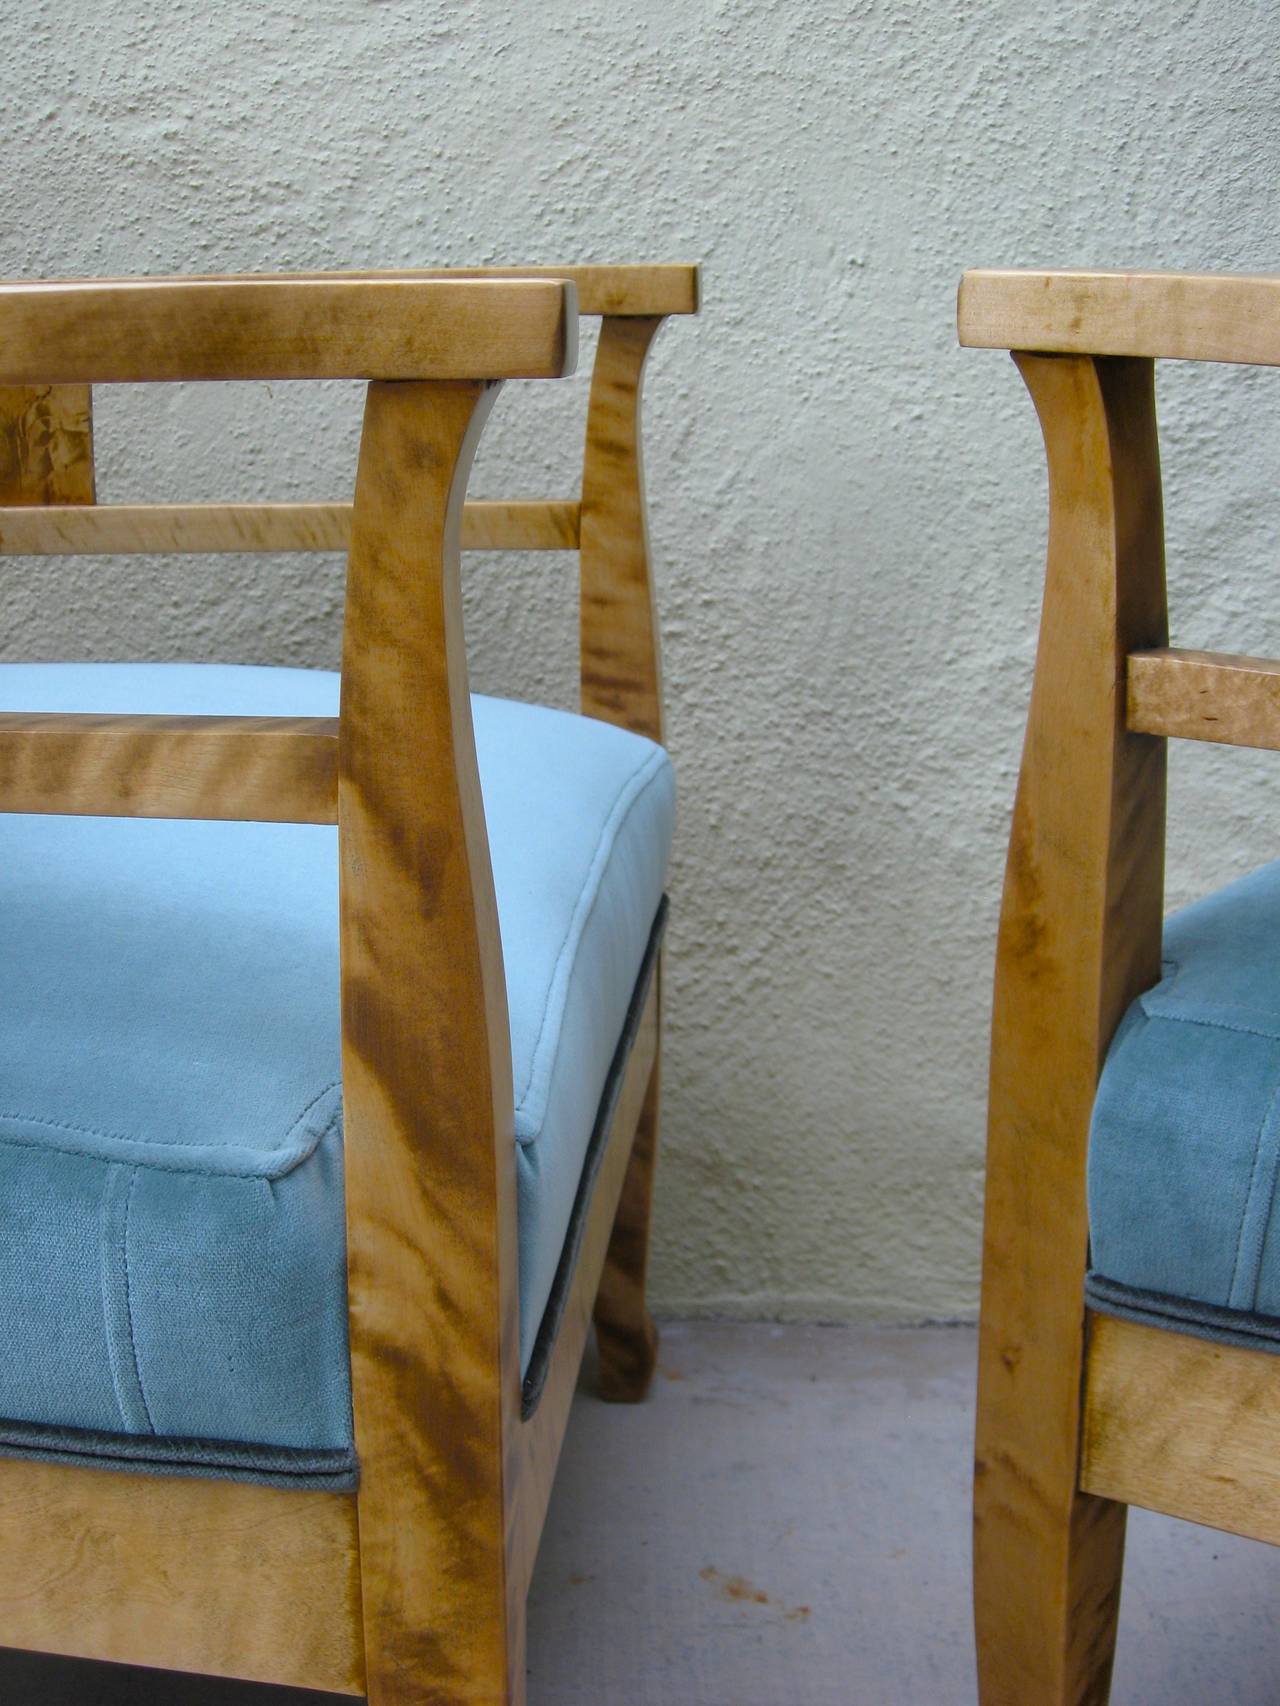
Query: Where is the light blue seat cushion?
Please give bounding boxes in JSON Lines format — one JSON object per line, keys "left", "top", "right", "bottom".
{"left": 0, "top": 663, "right": 673, "bottom": 1479}
{"left": 1088, "top": 859, "right": 1280, "bottom": 1350}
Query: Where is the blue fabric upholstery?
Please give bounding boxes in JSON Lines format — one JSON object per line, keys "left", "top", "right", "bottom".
{"left": 0, "top": 663, "right": 673, "bottom": 1478}
{"left": 1088, "top": 859, "right": 1280, "bottom": 1350}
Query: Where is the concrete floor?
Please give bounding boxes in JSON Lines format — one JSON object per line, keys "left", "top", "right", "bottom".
{"left": 4, "top": 1322, "right": 1280, "bottom": 1703}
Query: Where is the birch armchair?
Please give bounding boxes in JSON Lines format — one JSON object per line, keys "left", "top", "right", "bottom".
{"left": 960, "top": 268, "right": 1280, "bottom": 1704}
{"left": 0, "top": 263, "right": 697, "bottom": 1704}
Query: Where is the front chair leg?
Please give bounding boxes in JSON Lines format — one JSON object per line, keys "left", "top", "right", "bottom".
{"left": 593, "top": 1048, "right": 661, "bottom": 1401}
{"left": 974, "top": 1419, "right": 1127, "bottom": 1705}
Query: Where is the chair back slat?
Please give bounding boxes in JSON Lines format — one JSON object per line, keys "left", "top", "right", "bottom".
{"left": 1127, "top": 647, "right": 1280, "bottom": 752}
{"left": 0, "top": 499, "right": 582, "bottom": 556}
{"left": 0, "top": 712, "right": 338, "bottom": 822}
{"left": 0, "top": 266, "right": 683, "bottom": 832}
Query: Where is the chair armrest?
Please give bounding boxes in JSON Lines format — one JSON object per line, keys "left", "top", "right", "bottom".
{"left": 25, "top": 264, "right": 700, "bottom": 319}
{"left": 959, "top": 268, "right": 1280, "bottom": 367}
{"left": 0, "top": 276, "right": 578, "bottom": 383}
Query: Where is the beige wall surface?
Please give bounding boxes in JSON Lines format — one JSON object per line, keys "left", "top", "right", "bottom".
{"left": 4, "top": 0, "right": 1280, "bottom": 1323}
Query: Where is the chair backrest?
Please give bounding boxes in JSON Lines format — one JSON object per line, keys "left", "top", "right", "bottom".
{"left": 0, "top": 265, "right": 699, "bottom": 748}
{"left": 963, "top": 269, "right": 1280, "bottom": 759}
{"left": 0, "top": 272, "right": 589, "bottom": 828}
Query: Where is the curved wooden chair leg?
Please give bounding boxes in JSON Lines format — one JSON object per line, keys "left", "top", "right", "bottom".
{"left": 593, "top": 1047, "right": 661, "bottom": 1402}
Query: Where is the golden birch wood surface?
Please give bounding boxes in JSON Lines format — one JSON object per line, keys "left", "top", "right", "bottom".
{"left": 0, "top": 712, "right": 337, "bottom": 821}
{"left": 960, "top": 269, "right": 1280, "bottom": 367}
{"left": 16, "top": 265, "right": 699, "bottom": 320}
{"left": 0, "top": 1462, "right": 362, "bottom": 1692}
{"left": 1082, "top": 1314, "right": 1280, "bottom": 1546}
{"left": 0, "top": 278, "right": 577, "bottom": 385}
{"left": 339, "top": 378, "right": 524, "bottom": 1705}
{"left": 579, "top": 316, "right": 665, "bottom": 743}
{"left": 0, "top": 499, "right": 581, "bottom": 555}
{"left": 1127, "top": 646, "right": 1280, "bottom": 751}
{"left": 0, "top": 385, "right": 94, "bottom": 504}
{"left": 974, "top": 353, "right": 1168, "bottom": 1706}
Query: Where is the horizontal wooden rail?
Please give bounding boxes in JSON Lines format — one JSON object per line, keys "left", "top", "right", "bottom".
{"left": 0, "top": 713, "right": 338, "bottom": 821}
{"left": 1083, "top": 1313, "right": 1280, "bottom": 1547}
{"left": 0, "top": 278, "right": 578, "bottom": 384}
{"left": 1128, "top": 647, "right": 1280, "bottom": 751}
{"left": 959, "top": 269, "right": 1280, "bottom": 367}
{"left": 0, "top": 500, "right": 581, "bottom": 556}
{"left": 23, "top": 265, "right": 700, "bottom": 319}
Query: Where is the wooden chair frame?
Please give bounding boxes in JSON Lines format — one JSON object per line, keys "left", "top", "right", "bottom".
{"left": 0, "top": 264, "right": 698, "bottom": 1704}
{"left": 960, "top": 269, "right": 1280, "bottom": 1705}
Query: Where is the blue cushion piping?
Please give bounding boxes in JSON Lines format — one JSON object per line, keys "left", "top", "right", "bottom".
{"left": 0, "top": 1082, "right": 343, "bottom": 1179}
{"left": 0, "top": 1417, "right": 358, "bottom": 1490}
{"left": 1086, "top": 1271, "right": 1280, "bottom": 1355}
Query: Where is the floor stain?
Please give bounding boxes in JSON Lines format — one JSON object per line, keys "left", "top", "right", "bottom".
{"left": 699, "top": 1565, "right": 811, "bottom": 1623}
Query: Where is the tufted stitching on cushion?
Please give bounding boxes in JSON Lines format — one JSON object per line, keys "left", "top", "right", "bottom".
{"left": 1227, "top": 1068, "right": 1280, "bottom": 1311}
{"left": 1136, "top": 1004, "right": 1280, "bottom": 1046}
{"left": 1146, "top": 953, "right": 1280, "bottom": 1036}
{"left": 120, "top": 1166, "right": 155, "bottom": 1434}
{"left": 513, "top": 746, "right": 667, "bottom": 1144}
{"left": 100, "top": 1164, "right": 154, "bottom": 1435}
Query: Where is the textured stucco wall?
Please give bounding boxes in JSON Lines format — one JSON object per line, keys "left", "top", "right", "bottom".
{"left": 4, "top": 1, "right": 1280, "bottom": 1322}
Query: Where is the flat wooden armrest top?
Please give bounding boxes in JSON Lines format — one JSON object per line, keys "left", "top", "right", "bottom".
{"left": 10, "top": 264, "right": 701, "bottom": 320}
{"left": 959, "top": 267, "right": 1280, "bottom": 367}
{"left": 0, "top": 275, "right": 579, "bottom": 384}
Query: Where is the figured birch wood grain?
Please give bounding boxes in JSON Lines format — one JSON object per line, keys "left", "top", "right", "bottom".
{"left": 0, "top": 499, "right": 582, "bottom": 555}
{"left": 0, "top": 385, "right": 94, "bottom": 504}
{"left": 960, "top": 269, "right": 1280, "bottom": 367}
{"left": 1127, "top": 647, "right": 1280, "bottom": 750}
{"left": 1082, "top": 1314, "right": 1280, "bottom": 1547}
{"left": 26, "top": 265, "right": 700, "bottom": 320}
{"left": 593, "top": 965, "right": 662, "bottom": 1402}
{"left": 974, "top": 353, "right": 1168, "bottom": 1706}
{"left": 339, "top": 379, "right": 525, "bottom": 1706}
{"left": 0, "top": 278, "right": 577, "bottom": 384}
{"left": 414, "top": 267, "right": 698, "bottom": 318}
{"left": 0, "top": 713, "right": 337, "bottom": 821}
{"left": 510, "top": 983, "right": 658, "bottom": 1601}
{"left": 0, "top": 1460, "right": 363, "bottom": 1693}
{"left": 580, "top": 316, "right": 665, "bottom": 743}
